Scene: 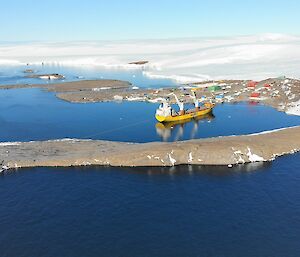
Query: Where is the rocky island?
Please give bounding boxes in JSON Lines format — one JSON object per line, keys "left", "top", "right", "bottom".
{"left": 0, "top": 76, "right": 299, "bottom": 172}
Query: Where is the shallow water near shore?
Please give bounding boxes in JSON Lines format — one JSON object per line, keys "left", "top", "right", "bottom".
{"left": 0, "top": 153, "right": 300, "bottom": 257}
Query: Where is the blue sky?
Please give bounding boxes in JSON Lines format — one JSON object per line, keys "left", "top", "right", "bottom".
{"left": 1, "top": 0, "right": 299, "bottom": 41}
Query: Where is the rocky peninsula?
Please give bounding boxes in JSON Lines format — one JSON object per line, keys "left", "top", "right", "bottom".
{"left": 1, "top": 77, "right": 299, "bottom": 116}
{"left": 1, "top": 126, "right": 300, "bottom": 172}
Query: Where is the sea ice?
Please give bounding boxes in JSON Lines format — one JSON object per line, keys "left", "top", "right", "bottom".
{"left": 2, "top": 34, "right": 300, "bottom": 83}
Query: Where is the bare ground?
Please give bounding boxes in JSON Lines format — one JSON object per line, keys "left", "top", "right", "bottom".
{"left": 0, "top": 79, "right": 131, "bottom": 92}
{"left": 1, "top": 126, "right": 299, "bottom": 171}
{"left": 1, "top": 77, "right": 299, "bottom": 115}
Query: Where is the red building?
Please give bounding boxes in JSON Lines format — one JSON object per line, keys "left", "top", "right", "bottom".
{"left": 250, "top": 92, "right": 260, "bottom": 98}
{"left": 264, "top": 83, "right": 271, "bottom": 88}
{"left": 247, "top": 81, "right": 258, "bottom": 88}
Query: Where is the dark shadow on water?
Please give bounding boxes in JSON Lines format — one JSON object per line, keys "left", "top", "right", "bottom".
{"left": 120, "top": 161, "right": 272, "bottom": 177}
{"left": 1, "top": 161, "right": 272, "bottom": 179}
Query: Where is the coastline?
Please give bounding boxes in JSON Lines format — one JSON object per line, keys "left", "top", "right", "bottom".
{"left": 0, "top": 77, "right": 299, "bottom": 172}
{"left": 1, "top": 126, "right": 300, "bottom": 172}
{"left": 1, "top": 77, "right": 299, "bottom": 116}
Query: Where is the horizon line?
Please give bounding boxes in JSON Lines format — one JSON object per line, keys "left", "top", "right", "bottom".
{"left": 1, "top": 33, "right": 300, "bottom": 44}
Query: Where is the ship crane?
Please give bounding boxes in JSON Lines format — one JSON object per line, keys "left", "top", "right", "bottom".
{"left": 190, "top": 90, "right": 200, "bottom": 110}
{"left": 169, "top": 93, "right": 185, "bottom": 115}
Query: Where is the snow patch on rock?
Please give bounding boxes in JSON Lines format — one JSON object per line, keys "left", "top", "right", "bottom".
{"left": 0, "top": 142, "right": 20, "bottom": 146}
{"left": 168, "top": 153, "right": 176, "bottom": 166}
{"left": 188, "top": 152, "right": 193, "bottom": 163}
{"left": 286, "top": 100, "right": 300, "bottom": 116}
{"left": 247, "top": 147, "right": 264, "bottom": 162}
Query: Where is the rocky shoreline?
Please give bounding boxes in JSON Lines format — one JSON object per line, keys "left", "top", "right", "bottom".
{"left": 1, "top": 77, "right": 299, "bottom": 116}
{"left": 1, "top": 77, "right": 299, "bottom": 172}
{"left": 1, "top": 126, "right": 300, "bottom": 172}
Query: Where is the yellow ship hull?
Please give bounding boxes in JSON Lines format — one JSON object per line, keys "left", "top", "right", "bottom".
{"left": 156, "top": 105, "right": 214, "bottom": 123}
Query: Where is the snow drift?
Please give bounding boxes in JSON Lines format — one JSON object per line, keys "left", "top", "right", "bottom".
{"left": 1, "top": 33, "right": 300, "bottom": 83}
